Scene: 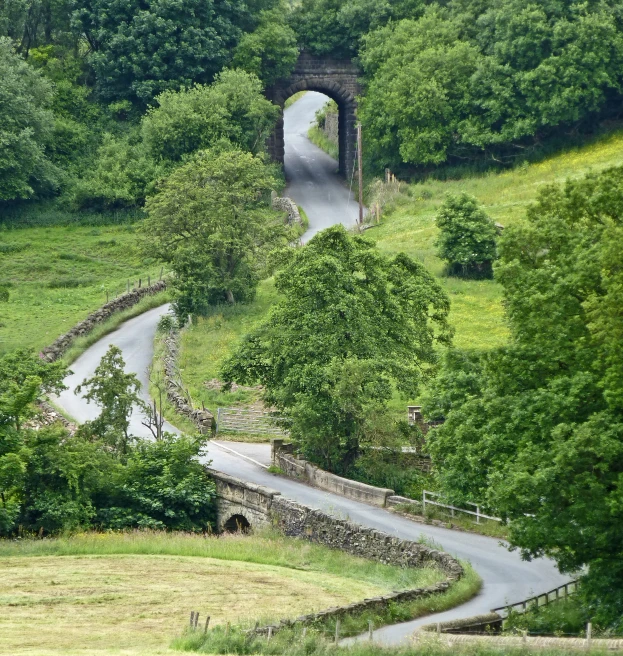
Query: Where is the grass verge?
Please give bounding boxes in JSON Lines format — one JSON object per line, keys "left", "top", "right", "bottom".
{"left": 284, "top": 91, "right": 307, "bottom": 109}
{"left": 393, "top": 504, "right": 510, "bottom": 540}
{"left": 308, "top": 125, "right": 339, "bottom": 160}
{"left": 0, "top": 221, "right": 163, "bottom": 354}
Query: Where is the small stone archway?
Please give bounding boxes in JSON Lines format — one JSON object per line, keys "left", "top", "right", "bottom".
{"left": 223, "top": 513, "right": 251, "bottom": 533}
{"left": 267, "top": 52, "right": 362, "bottom": 177}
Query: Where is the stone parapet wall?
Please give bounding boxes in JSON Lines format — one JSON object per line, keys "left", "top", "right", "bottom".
{"left": 40, "top": 280, "right": 167, "bottom": 362}
{"left": 162, "top": 331, "right": 214, "bottom": 433}
{"left": 272, "top": 194, "right": 302, "bottom": 226}
{"left": 271, "top": 440, "right": 438, "bottom": 512}
{"left": 421, "top": 613, "right": 503, "bottom": 634}
{"left": 209, "top": 468, "right": 462, "bottom": 575}
{"left": 272, "top": 442, "right": 394, "bottom": 507}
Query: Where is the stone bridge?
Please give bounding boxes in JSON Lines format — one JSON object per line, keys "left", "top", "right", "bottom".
{"left": 266, "top": 52, "right": 362, "bottom": 177}
{"left": 209, "top": 468, "right": 463, "bottom": 578}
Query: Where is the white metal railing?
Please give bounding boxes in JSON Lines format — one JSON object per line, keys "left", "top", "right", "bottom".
{"left": 422, "top": 490, "right": 502, "bottom": 524}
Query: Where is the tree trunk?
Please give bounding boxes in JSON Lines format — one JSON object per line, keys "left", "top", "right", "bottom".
{"left": 226, "top": 289, "right": 235, "bottom": 304}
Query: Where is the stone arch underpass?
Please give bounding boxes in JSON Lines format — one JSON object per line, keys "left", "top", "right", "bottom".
{"left": 267, "top": 52, "right": 362, "bottom": 178}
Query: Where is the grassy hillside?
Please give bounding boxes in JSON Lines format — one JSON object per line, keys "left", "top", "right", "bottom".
{"left": 0, "top": 219, "right": 164, "bottom": 354}
{"left": 0, "top": 531, "right": 443, "bottom": 656}
{"left": 176, "top": 127, "right": 623, "bottom": 414}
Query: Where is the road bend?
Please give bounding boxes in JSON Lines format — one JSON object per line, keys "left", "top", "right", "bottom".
{"left": 54, "top": 95, "right": 568, "bottom": 645}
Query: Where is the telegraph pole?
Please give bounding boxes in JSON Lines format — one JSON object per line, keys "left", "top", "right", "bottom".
{"left": 357, "top": 122, "right": 364, "bottom": 225}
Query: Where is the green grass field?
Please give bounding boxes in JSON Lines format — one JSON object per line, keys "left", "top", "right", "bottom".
{"left": 0, "top": 221, "right": 164, "bottom": 355}
{"left": 0, "top": 530, "right": 446, "bottom": 656}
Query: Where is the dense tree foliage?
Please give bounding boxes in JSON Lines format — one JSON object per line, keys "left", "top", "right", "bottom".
{"left": 0, "top": 349, "right": 216, "bottom": 536}
{"left": 71, "top": 0, "right": 279, "bottom": 104}
{"left": 435, "top": 193, "right": 497, "bottom": 277}
{"left": 221, "top": 226, "right": 452, "bottom": 472}
{"left": 142, "top": 70, "right": 279, "bottom": 163}
{"left": 142, "top": 148, "right": 287, "bottom": 320}
{"left": 0, "top": 37, "right": 58, "bottom": 200}
{"left": 233, "top": 9, "right": 299, "bottom": 87}
{"left": 289, "top": 0, "right": 426, "bottom": 58}
{"left": 359, "top": 1, "right": 623, "bottom": 169}
{"left": 424, "top": 166, "right": 623, "bottom": 628}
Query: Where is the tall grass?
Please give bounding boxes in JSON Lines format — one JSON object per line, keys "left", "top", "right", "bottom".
{"left": 0, "top": 530, "right": 444, "bottom": 592}
{"left": 174, "top": 624, "right": 610, "bottom": 656}
{"left": 308, "top": 126, "right": 339, "bottom": 160}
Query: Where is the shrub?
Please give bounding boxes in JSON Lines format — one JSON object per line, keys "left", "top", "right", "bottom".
{"left": 435, "top": 193, "right": 497, "bottom": 278}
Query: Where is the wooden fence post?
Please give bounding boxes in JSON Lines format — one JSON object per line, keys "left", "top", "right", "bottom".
{"left": 335, "top": 619, "right": 340, "bottom": 643}
{"left": 368, "top": 620, "right": 373, "bottom": 641}
{"left": 586, "top": 622, "right": 592, "bottom": 649}
{"left": 204, "top": 616, "right": 210, "bottom": 634}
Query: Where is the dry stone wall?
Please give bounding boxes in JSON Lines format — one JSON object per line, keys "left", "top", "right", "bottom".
{"left": 273, "top": 446, "right": 393, "bottom": 507}
{"left": 40, "top": 280, "right": 167, "bottom": 362}
{"left": 162, "top": 331, "right": 214, "bottom": 433}
{"left": 272, "top": 193, "right": 302, "bottom": 226}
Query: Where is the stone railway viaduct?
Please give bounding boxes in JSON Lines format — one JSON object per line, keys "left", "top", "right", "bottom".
{"left": 266, "top": 52, "right": 362, "bottom": 177}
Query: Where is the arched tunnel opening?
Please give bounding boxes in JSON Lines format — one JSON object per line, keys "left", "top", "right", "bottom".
{"left": 223, "top": 514, "right": 251, "bottom": 533}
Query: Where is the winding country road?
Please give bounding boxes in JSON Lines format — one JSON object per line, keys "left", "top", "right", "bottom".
{"left": 284, "top": 91, "right": 360, "bottom": 239}
{"left": 54, "top": 96, "right": 569, "bottom": 645}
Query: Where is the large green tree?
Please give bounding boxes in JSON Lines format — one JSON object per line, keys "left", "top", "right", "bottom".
{"left": 141, "top": 69, "right": 279, "bottom": 163}
{"left": 233, "top": 9, "right": 299, "bottom": 88}
{"left": 435, "top": 193, "right": 497, "bottom": 277}
{"left": 425, "top": 166, "right": 623, "bottom": 628}
{"left": 142, "top": 147, "right": 286, "bottom": 320}
{"left": 0, "top": 347, "right": 216, "bottom": 536}
{"left": 289, "top": 0, "right": 426, "bottom": 58}
{"left": 0, "top": 37, "right": 59, "bottom": 201}
{"left": 222, "top": 225, "right": 452, "bottom": 472}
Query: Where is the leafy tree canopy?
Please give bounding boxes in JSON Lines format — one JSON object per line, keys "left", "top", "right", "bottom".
{"left": 71, "top": 0, "right": 280, "bottom": 104}
{"left": 289, "top": 0, "right": 426, "bottom": 59}
{"left": 142, "top": 147, "right": 287, "bottom": 320}
{"left": 221, "top": 225, "right": 452, "bottom": 472}
{"left": 0, "top": 37, "right": 59, "bottom": 201}
{"left": 233, "top": 9, "right": 299, "bottom": 87}
{"left": 141, "top": 69, "right": 280, "bottom": 163}
{"left": 75, "top": 345, "right": 143, "bottom": 454}
{"left": 0, "top": 347, "right": 216, "bottom": 536}
{"left": 359, "top": 0, "right": 623, "bottom": 169}
{"left": 424, "top": 165, "right": 623, "bottom": 628}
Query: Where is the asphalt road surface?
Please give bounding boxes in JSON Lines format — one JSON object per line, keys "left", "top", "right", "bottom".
{"left": 284, "top": 91, "right": 361, "bottom": 240}
{"left": 54, "top": 305, "right": 569, "bottom": 645}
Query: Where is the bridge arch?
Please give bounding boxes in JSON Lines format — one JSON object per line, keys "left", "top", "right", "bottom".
{"left": 223, "top": 513, "right": 251, "bottom": 533}
{"left": 267, "top": 53, "right": 362, "bottom": 177}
